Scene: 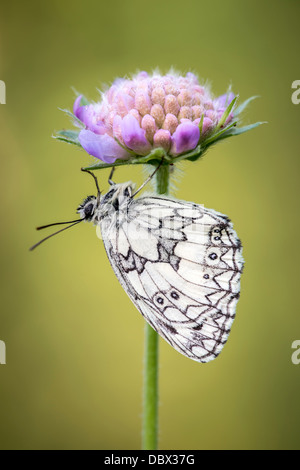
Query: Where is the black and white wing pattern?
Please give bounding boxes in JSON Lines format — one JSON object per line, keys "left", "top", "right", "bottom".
{"left": 100, "top": 195, "right": 244, "bottom": 363}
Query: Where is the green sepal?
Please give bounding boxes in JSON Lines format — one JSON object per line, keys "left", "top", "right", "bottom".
{"left": 82, "top": 158, "right": 161, "bottom": 172}
{"left": 82, "top": 159, "right": 137, "bottom": 171}
{"left": 82, "top": 147, "right": 171, "bottom": 171}
{"left": 198, "top": 114, "right": 204, "bottom": 136}
{"left": 132, "top": 148, "right": 168, "bottom": 164}
{"left": 173, "top": 144, "right": 202, "bottom": 163}
{"left": 216, "top": 96, "right": 238, "bottom": 130}
{"left": 234, "top": 95, "right": 259, "bottom": 117}
{"left": 217, "top": 121, "right": 266, "bottom": 139}
{"left": 58, "top": 108, "right": 85, "bottom": 128}
{"left": 53, "top": 129, "right": 81, "bottom": 147}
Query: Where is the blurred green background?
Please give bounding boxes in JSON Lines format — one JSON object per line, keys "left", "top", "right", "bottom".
{"left": 0, "top": 0, "right": 300, "bottom": 450}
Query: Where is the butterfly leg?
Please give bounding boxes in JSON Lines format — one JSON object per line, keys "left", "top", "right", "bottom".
{"left": 108, "top": 167, "right": 116, "bottom": 186}
{"left": 81, "top": 168, "right": 101, "bottom": 203}
{"left": 131, "top": 159, "right": 165, "bottom": 197}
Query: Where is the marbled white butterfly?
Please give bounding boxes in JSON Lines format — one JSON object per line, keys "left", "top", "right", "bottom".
{"left": 31, "top": 169, "right": 244, "bottom": 362}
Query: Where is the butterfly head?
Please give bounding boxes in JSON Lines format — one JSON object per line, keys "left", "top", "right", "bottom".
{"left": 30, "top": 173, "right": 138, "bottom": 250}
{"left": 77, "top": 182, "right": 136, "bottom": 222}
{"left": 77, "top": 195, "right": 98, "bottom": 221}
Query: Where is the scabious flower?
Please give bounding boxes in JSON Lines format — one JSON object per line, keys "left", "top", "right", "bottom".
{"left": 56, "top": 70, "right": 262, "bottom": 167}
{"left": 74, "top": 71, "right": 236, "bottom": 162}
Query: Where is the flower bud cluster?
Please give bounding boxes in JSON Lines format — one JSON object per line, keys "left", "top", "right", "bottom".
{"left": 73, "top": 71, "right": 235, "bottom": 163}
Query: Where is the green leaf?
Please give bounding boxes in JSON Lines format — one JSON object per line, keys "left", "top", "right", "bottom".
{"left": 133, "top": 147, "right": 168, "bottom": 164}
{"left": 58, "top": 107, "right": 85, "bottom": 128}
{"left": 198, "top": 114, "right": 204, "bottom": 136}
{"left": 216, "top": 96, "right": 238, "bottom": 130}
{"left": 82, "top": 159, "right": 145, "bottom": 171}
{"left": 172, "top": 144, "right": 202, "bottom": 163}
{"left": 185, "top": 148, "right": 207, "bottom": 162}
{"left": 203, "top": 120, "right": 238, "bottom": 145}
{"left": 234, "top": 95, "right": 259, "bottom": 117}
{"left": 56, "top": 129, "right": 80, "bottom": 141}
{"left": 82, "top": 148, "right": 170, "bottom": 172}
{"left": 52, "top": 134, "right": 82, "bottom": 147}
{"left": 52, "top": 129, "right": 82, "bottom": 147}
{"left": 219, "top": 121, "right": 266, "bottom": 138}
{"left": 182, "top": 120, "right": 265, "bottom": 163}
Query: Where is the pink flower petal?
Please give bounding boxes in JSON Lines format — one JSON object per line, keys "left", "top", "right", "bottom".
{"left": 216, "top": 92, "right": 235, "bottom": 108}
{"left": 78, "top": 130, "right": 130, "bottom": 163}
{"left": 170, "top": 122, "right": 200, "bottom": 156}
{"left": 121, "top": 114, "right": 151, "bottom": 156}
{"left": 202, "top": 117, "right": 214, "bottom": 135}
{"left": 73, "top": 95, "right": 83, "bottom": 118}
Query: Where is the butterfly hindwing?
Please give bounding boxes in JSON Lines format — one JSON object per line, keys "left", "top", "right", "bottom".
{"left": 100, "top": 193, "right": 243, "bottom": 363}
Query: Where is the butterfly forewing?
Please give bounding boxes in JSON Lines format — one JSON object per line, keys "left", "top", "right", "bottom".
{"left": 100, "top": 193, "right": 243, "bottom": 363}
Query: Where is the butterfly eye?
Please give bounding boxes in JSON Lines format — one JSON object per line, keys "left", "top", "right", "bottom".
{"left": 84, "top": 203, "right": 94, "bottom": 218}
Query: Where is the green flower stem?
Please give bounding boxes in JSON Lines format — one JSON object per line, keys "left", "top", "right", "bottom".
{"left": 142, "top": 163, "right": 169, "bottom": 450}
{"left": 142, "top": 324, "right": 159, "bottom": 450}
{"left": 155, "top": 163, "right": 170, "bottom": 195}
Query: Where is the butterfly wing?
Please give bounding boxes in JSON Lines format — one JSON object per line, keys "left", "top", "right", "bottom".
{"left": 101, "top": 195, "right": 244, "bottom": 363}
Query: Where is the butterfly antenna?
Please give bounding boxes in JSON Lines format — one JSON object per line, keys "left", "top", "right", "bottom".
{"left": 29, "top": 220, "right": 83, "bottom": 251}
{"left": 81, "top": 168, "right": 101, "bottom": 204}
{"left": 108, "top": 167, "right": 116, "bottom": 186}
{"left": 36, "top": 219, "right": 83, "bottom": 231}
{"left": 131, "top": 158, "right": 165, "bottom": 198}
